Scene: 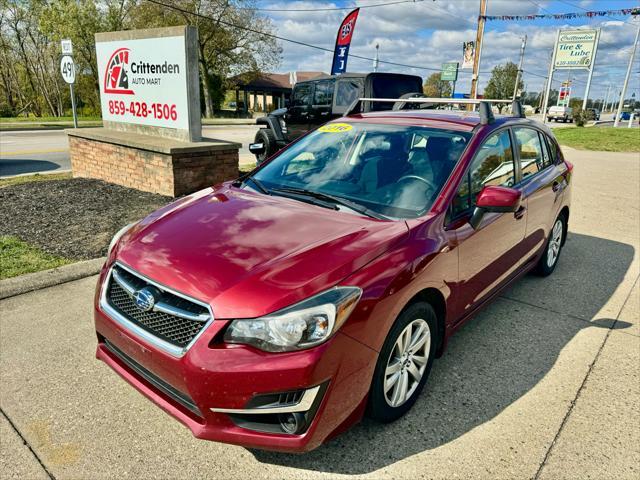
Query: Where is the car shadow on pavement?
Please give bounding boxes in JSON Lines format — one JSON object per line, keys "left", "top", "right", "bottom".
{"left": 0, "top": 159, "right": 61, "bottom": 176}
{"left": 251, "top": 232, "right": 635, "bottom": 474}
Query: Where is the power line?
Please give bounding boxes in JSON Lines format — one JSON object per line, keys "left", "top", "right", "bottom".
{"left": 144, "top": 0, "right": 448, "bottom": 72}
{"left": 234, "top": 0, "right": 426, "bottom": 13}
{"left": 143, "top": 0, "right": 635, "bottom": 93}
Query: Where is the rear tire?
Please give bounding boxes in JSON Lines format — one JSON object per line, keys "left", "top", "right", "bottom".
{"left": 367, "top": 302, "right": 438, "bottom": 423}
{"left": 254, "top": 128, "right": 277, "bottom": 165}
{"left": 534, "top": 213, "right": 566, "bottom": 276}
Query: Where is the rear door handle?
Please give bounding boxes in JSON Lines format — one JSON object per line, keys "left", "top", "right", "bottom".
{"left": 552, "top": 181, "right": 563, "bottom": 192}
{"left": 514, "top": 206, "right": 526, "bottom": 220}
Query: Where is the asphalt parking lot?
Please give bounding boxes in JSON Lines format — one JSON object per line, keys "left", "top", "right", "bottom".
{"left": 0, "top": 125, "right": 259, "bottom": 177}
{"left": 1, "top": 147, "right": 638, "bottom": 479}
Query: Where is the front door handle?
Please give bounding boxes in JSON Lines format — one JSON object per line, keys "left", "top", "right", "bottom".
{"left": 514, "top": 205, "right": 526, "bottom": 220}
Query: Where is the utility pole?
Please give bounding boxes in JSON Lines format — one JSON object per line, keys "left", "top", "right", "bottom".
{"left": 542, "top": 30, "right": 560, "bottom": 123}
{"left": 373, "top": 44, "right": 379, "bottom": 72}
{"left": 603, "top": 84, "right": 611, "bottom": 112}
{"left": 614, "top": 23, "right": 640, "bottom": 127}
{"left": 513, "top": 35, "right": 527, "bottom": 101}
{"left": 470, "top": 0, "right": 487, "bottom": 102}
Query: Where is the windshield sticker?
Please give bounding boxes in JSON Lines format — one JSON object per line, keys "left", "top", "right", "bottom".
{"left": 318, "top": 123, "right": 353, "bottom": 133}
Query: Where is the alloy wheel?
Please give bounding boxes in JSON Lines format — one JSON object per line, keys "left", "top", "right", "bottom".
{"left": 383, "top": 318, "right": 431, "bottom": 408}
{"left": 547, "top": 219, "right": 563, "bottom": 268}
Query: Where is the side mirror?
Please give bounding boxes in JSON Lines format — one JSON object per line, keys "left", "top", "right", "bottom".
{"left": 249, "top": 142, "right": 266, "bottom": 156}
{"left": 469, "top": 186, "right": 522, "bottom": 230}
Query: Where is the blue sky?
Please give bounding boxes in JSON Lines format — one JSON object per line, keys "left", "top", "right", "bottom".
{"left": 255, "top": 0, "right": 640, "bottom": 101}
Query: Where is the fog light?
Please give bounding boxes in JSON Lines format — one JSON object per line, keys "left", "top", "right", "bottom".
{"left": 279, "top": 412, "right": 305, "bottom": 434}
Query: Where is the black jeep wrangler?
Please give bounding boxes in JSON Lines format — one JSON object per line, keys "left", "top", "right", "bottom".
{"left": 251, "top": 72, "right": 423, "bottom": 163}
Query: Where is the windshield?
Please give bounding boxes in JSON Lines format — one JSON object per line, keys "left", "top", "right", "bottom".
{"left": 250, "top": 122, "right": 471, "bottom": 219}
{"left": 369, "top": 76, "right": 422, "bottom": 111}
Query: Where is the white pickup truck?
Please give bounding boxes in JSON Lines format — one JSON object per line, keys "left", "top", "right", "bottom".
{"left": 548, "top": 106, "right": 573, "bottom": 123}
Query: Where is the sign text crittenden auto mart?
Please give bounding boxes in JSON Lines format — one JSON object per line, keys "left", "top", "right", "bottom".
{"left": 96, "top": 35, "right": 189, "bottom": 131}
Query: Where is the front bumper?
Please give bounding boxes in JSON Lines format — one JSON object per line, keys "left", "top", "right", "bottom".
{"left": 94, "top": 299, "right": 377, "bottom": 452}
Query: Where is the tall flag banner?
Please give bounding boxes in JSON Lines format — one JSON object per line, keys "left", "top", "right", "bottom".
{"left": 462, "top": 41, "right": 475, "bottom": 69}
{"left": 331, "top": 8, "right": 360, "bottom": 75}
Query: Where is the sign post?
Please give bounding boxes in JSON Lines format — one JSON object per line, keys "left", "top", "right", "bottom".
{"left": 543, "top": 29, "right": 599, "bottom": 123}
{"left": 441, "top": 62, "right": 459, "bottom": 98}
{"left": 60, "top": 50, "right": 78, "bottom": 128}
{"left": 581, "top": 29, "right": 600, "bottom": 110}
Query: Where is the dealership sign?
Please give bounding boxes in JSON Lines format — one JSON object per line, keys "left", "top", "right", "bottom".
{"left": 440, "top": 62, "right": 459, "bottom": 82}
{"left": 554, "top": 29, "right": 598, "bottom": 69}
{"left": 95, "top": 26, "right": 201, "bottom": 141}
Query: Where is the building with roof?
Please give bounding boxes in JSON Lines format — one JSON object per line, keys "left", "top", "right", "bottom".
{"left": 229, "top": 71, "right": 326, "bottom": 113}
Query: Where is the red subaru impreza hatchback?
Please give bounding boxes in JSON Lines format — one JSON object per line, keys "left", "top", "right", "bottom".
{"left": 94, "top": 101, "right": 572, "bottom": 452}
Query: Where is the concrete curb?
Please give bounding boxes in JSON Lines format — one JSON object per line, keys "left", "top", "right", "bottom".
{"left": 0, "top": 257, "right": 106, "bottom": 300}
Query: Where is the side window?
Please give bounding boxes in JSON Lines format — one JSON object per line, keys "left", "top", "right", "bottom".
{"left": 313, "top": 80, "right": 333, "bottom": 106}
{"left": 514, "top": 127, "right": 545, "bottom": 179}
{"left": 545, "top": 135, "right": 559, "bottom": 164}
{"left": 292, "top": 84, "right": 311, "bottom": 107}
{"left": 334, "top": 80, "right": 362, "bottom": 107}
{"left": 538, "top": 132, "right": 554, "bottom": 169}
{"left": 452, "top": 130, "right": 515, "bottom": 215}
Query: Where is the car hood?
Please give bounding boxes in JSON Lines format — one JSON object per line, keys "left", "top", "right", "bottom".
{"left": 116, "top": 185, "right": 408, "bottom": 318}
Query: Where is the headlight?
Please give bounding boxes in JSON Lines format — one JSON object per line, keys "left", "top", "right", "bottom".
{"left": 279, "top": 118, "right": 287, "bottom": 134}
{"left": 224, "top": 287, "right": 361, "bottom": 352}
{"left": 107, "top": 222, "right": 135, "bottom": 256}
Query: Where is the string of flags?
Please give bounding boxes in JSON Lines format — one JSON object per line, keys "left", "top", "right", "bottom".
{"left": 482, "top": 7, "right": 640, "bottom": 21}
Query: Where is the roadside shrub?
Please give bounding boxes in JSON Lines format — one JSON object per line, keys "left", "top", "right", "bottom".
{"left": 583, "top": 109, "right": 595, "bottom": 121}
{"left": 573, "top": 107, "right": 586, "bottom": 127}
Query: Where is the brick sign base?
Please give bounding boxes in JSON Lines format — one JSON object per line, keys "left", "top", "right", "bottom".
{"left": 66, "top": 128, "right": 241, "bottom": 197}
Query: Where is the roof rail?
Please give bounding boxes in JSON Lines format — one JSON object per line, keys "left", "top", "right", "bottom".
{"left": 345, "top": 97, "right": 523, "bottom": 125}
{"left": 511, "top": 100, "right": 526, "bottom": 118}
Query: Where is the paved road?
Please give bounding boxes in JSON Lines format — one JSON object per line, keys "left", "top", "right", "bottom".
{"left": 0, "top": 125, "right": 260, "bottom": 177}
{"left": 0, "top": 130, "right": 71, "bottom": 176}
{"left": 1, "top": 147, "right": 638, "bottom": 479}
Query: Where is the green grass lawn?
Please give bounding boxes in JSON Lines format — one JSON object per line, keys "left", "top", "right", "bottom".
{"left": 239, "top": 162, "right": 256, "bottom": 174}
{"left": 0, "top": 172, "right": 72, "bottom": 188}
{"left": 552, "top": 127, "right": 640, "bottom": 152}
{"left": 0, "top": 236, "right": 72, "bottom": 280}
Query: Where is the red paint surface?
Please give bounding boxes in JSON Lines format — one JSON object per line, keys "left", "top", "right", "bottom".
{"left": 95, "top": 111, "right": 572, "bottom": 452}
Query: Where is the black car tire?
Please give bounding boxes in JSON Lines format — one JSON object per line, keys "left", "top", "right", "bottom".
{"left": 534, "top": 213, "right": 567, "bottom": 277}
{"left": 254, "top": 128, "right": 277, "bottom": 165}
{"left": 367, "top": 302, "right": 438, "bottom": 423}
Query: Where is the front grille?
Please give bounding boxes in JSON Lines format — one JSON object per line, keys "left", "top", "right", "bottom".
{"left": 106, "top": 265, "right": 211, "bottom": 349}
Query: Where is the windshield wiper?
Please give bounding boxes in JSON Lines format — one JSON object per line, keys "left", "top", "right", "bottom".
{"left": 231, "top": 170, "right": 270, "bottom": 195}
{"left": 272, "top": 186, "right": 387, "bottom": 220}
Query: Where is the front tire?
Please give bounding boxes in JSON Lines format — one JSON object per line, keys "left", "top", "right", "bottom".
{"left": 367, "top": 302, "right": 438, "bottom": 423}
{"left": 534, "top": 214, "right": 566, "bottom": 276}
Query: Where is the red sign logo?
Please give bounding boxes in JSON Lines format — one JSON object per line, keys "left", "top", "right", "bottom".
{"left": 104, "top": 48, "right": 134, "bottom": 95}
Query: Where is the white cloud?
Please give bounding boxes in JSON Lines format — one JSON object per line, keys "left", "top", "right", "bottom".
{"left": 258, "top": 0, "right": 640, "bottom": 99}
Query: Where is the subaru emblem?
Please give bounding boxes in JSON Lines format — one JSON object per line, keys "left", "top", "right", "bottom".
{"left": 134, "top": 287, "right": 158, "bottom": 312}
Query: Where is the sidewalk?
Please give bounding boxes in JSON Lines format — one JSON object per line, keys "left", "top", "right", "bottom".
{"left": 1, "top": 148, "right": 638, "bottom": 479}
